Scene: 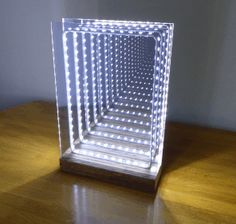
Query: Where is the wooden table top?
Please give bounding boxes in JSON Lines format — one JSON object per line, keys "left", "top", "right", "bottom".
{"left": 0, "top": 101, "right": 235, "bottom": 224}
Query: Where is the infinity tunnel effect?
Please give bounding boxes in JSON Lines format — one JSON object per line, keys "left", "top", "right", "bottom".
{"left": 52, "top": 19, "right": 174, "bottom": 172}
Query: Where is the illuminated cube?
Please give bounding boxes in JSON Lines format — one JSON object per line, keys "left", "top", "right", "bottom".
{"left": 51, "top": 19, "right": 174, "bottom": 192}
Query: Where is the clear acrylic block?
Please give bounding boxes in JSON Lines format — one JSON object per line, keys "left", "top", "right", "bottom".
{"left": 51, "top": 18, "right": 174, "bottom": 192}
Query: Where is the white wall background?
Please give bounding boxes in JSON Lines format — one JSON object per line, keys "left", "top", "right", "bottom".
{"left": 0, "top": 0, "right": 235, "bottom": 131}
{"left": 0, "top": 0, "right": 98, "bottom": 109}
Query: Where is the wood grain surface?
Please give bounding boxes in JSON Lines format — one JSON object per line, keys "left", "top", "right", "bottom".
{"left": 0, "top": 101, "right": 235, "bottom": 224}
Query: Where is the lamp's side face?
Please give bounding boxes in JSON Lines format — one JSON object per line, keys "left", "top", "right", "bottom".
{"left": 51, "top": 19, "right": 174, "bottom": 178}
{"left": 51, "top": 22, "right": 71, "bottom": 156}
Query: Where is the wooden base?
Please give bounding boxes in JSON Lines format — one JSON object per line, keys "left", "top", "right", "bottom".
{"left": 60, "top": 151, "right": 161, "bottom": 193}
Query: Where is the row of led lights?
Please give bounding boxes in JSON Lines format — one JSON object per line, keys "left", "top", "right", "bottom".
{"left": 90, "top": 34, "right": 99, "bottom": 124}
{"left": 90, "top": 130, "right": 150, "bottom": 145}
{"left": 114, "top": 102, "right": 151, "bottom": 111}
{"left": 97, "top": 122, "right": 151, "bottom": 135}
{"left": 82, "top": 138, "right": 149, "bottom": 155}
{"left": 127, "top": 85, "right": 152, "bottom": 91}
{"left": 69, "top": 18, "right": 170, "bottom": 24}
{"left": 150, "top": 29, "right": 173, "bottom": 157}
{"left": 123, "top": 90, "right": 152, "bottom": 98}
{"left": 104, "top": 35, "right": 111, "bottom": 109}
{"left": 154, "top": 30, "right": 173, "bottom": 146}
{"left": 103, "top": 115, "right": 150, "bottom": 126}
{"left": 74, "top": 32, "right": 100, "bottom": 139}
{"left": 82, "top": 33, "right": 91, "bottom": 133}
{"left": 81, "top": 19, "right": 173, "bottom": 28}
{"left": 72, "top": 27, "right": 158, "bottom": 36}
{"left": 130, "top": 80, "right": 152, "bottom": 86}
{"left": 119, "top": 95, "right": 152, "bottom": 103}
{"left": 96, "top": 36, "right": 106, "bottom": 116}
{"left": 72, "top": 33, "right": 84, "bottom": 142}
{"left": 63, "top": 33, "right": 77, "bottom": 149}
{"left": 109, "top": 108, "right": 151, "bottom": 118}
{"left": 67, "top": 22, "right": 171, "bottom": 37}
{"left": 77, "top": 148, "right": 149, "bottom": 168}
{"left": 150, "top": 38, "right": 166, "bottom": 150}
{"left": 137, "top": 71, "right": 154, "bottom": 76}
{"left": 138, "top": 35, "right": 160, "bottom": 157}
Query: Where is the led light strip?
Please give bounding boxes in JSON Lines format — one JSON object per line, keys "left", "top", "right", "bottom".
{"left": 107, "top": 35, "right": 113, "bottom": 106}
{"left": 123, "top": 36, "right": 128, "bottom": 89}
{"left": 96, "top": 34, "right": 104, "bottom": 116}
{"left": 104, "top": 35, "right": 110, "bottom": 109}
{"left": 73, "top": 33, "right": 83, "bottom": 141}
{"left": 119, "top": 95, "right": 151, "bottom": 103}
{"left": 82, "top": 33, "right": 91, "bottom": 132}
{"left": 130, "top": 80, "right": 152, "bottom": 86}
{"left": 74, "top": 18, "right": 172, "bottom": 27}
{"left": 109, "top": 35, "right": 115, "bottom": 104}
{"left": 130, "top": 36, "right": 135, "bottom": 81}
{"left": 123, "top": 90, "right": 152, "bottom": 98}
{"left": 158, "top": 32, "right": 169, "bottom": 141}
{"left": 90, "top": 34, "right": 98, "bottom": 124}
{"left": 127, "top": 85, "right": 153, "bottom": 91}
{"left": 156, "top": 25, "right": 174, "bottom": 166}
{"left": 156, "top": 32, "right": 167, "bottom": 145}
{"left": 115, "top": 36, "right": 120, "bottom": 97}
{"left": 119, "top": 36, "right": 124, "bottom": 92}
{"left": 62, "top": 33, "right": 74, "bottom": 150}
{"left": 127, "top": 37, "right": 131, "bottom": 83}
{"left": 90, "top": 130, "right": 149, "bottom": 145}
{"left": 103, "top": 115, "right": 150, "bottom": 126}
{"left": 114, "top": 102, "right": 151, "bottom": 111}
{"left": 83, "top": 20, "right": 170, "bottom": 30}
{"left": 97, "top": 122, "right": 151, "bottom": 134}
{"left": 157, "top": 27, "right": 174, "bottom": 152}
{"left": 76, "top": 148, "right": 149, "bottom": 168}
{"left": 150, "top": 34, "right": 163, "bottom": 159}
{"left": 109, "top": 108, "right": 151, "bottom": 118}
{"left": 82, "top": 138, "right": 149, "bottom": 155}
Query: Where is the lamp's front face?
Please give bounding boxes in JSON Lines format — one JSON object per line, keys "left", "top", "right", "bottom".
{"left": 52, "top": 19, "right": 174, "bottom": 182}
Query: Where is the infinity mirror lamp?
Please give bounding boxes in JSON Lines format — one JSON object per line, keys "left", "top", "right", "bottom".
{"left": 51, "top": 18, "right": 174, "bottom": 192}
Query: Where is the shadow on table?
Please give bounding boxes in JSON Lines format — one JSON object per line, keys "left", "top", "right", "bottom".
{"left": 162, "top": 121, "right": 236, "bottom": 174}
